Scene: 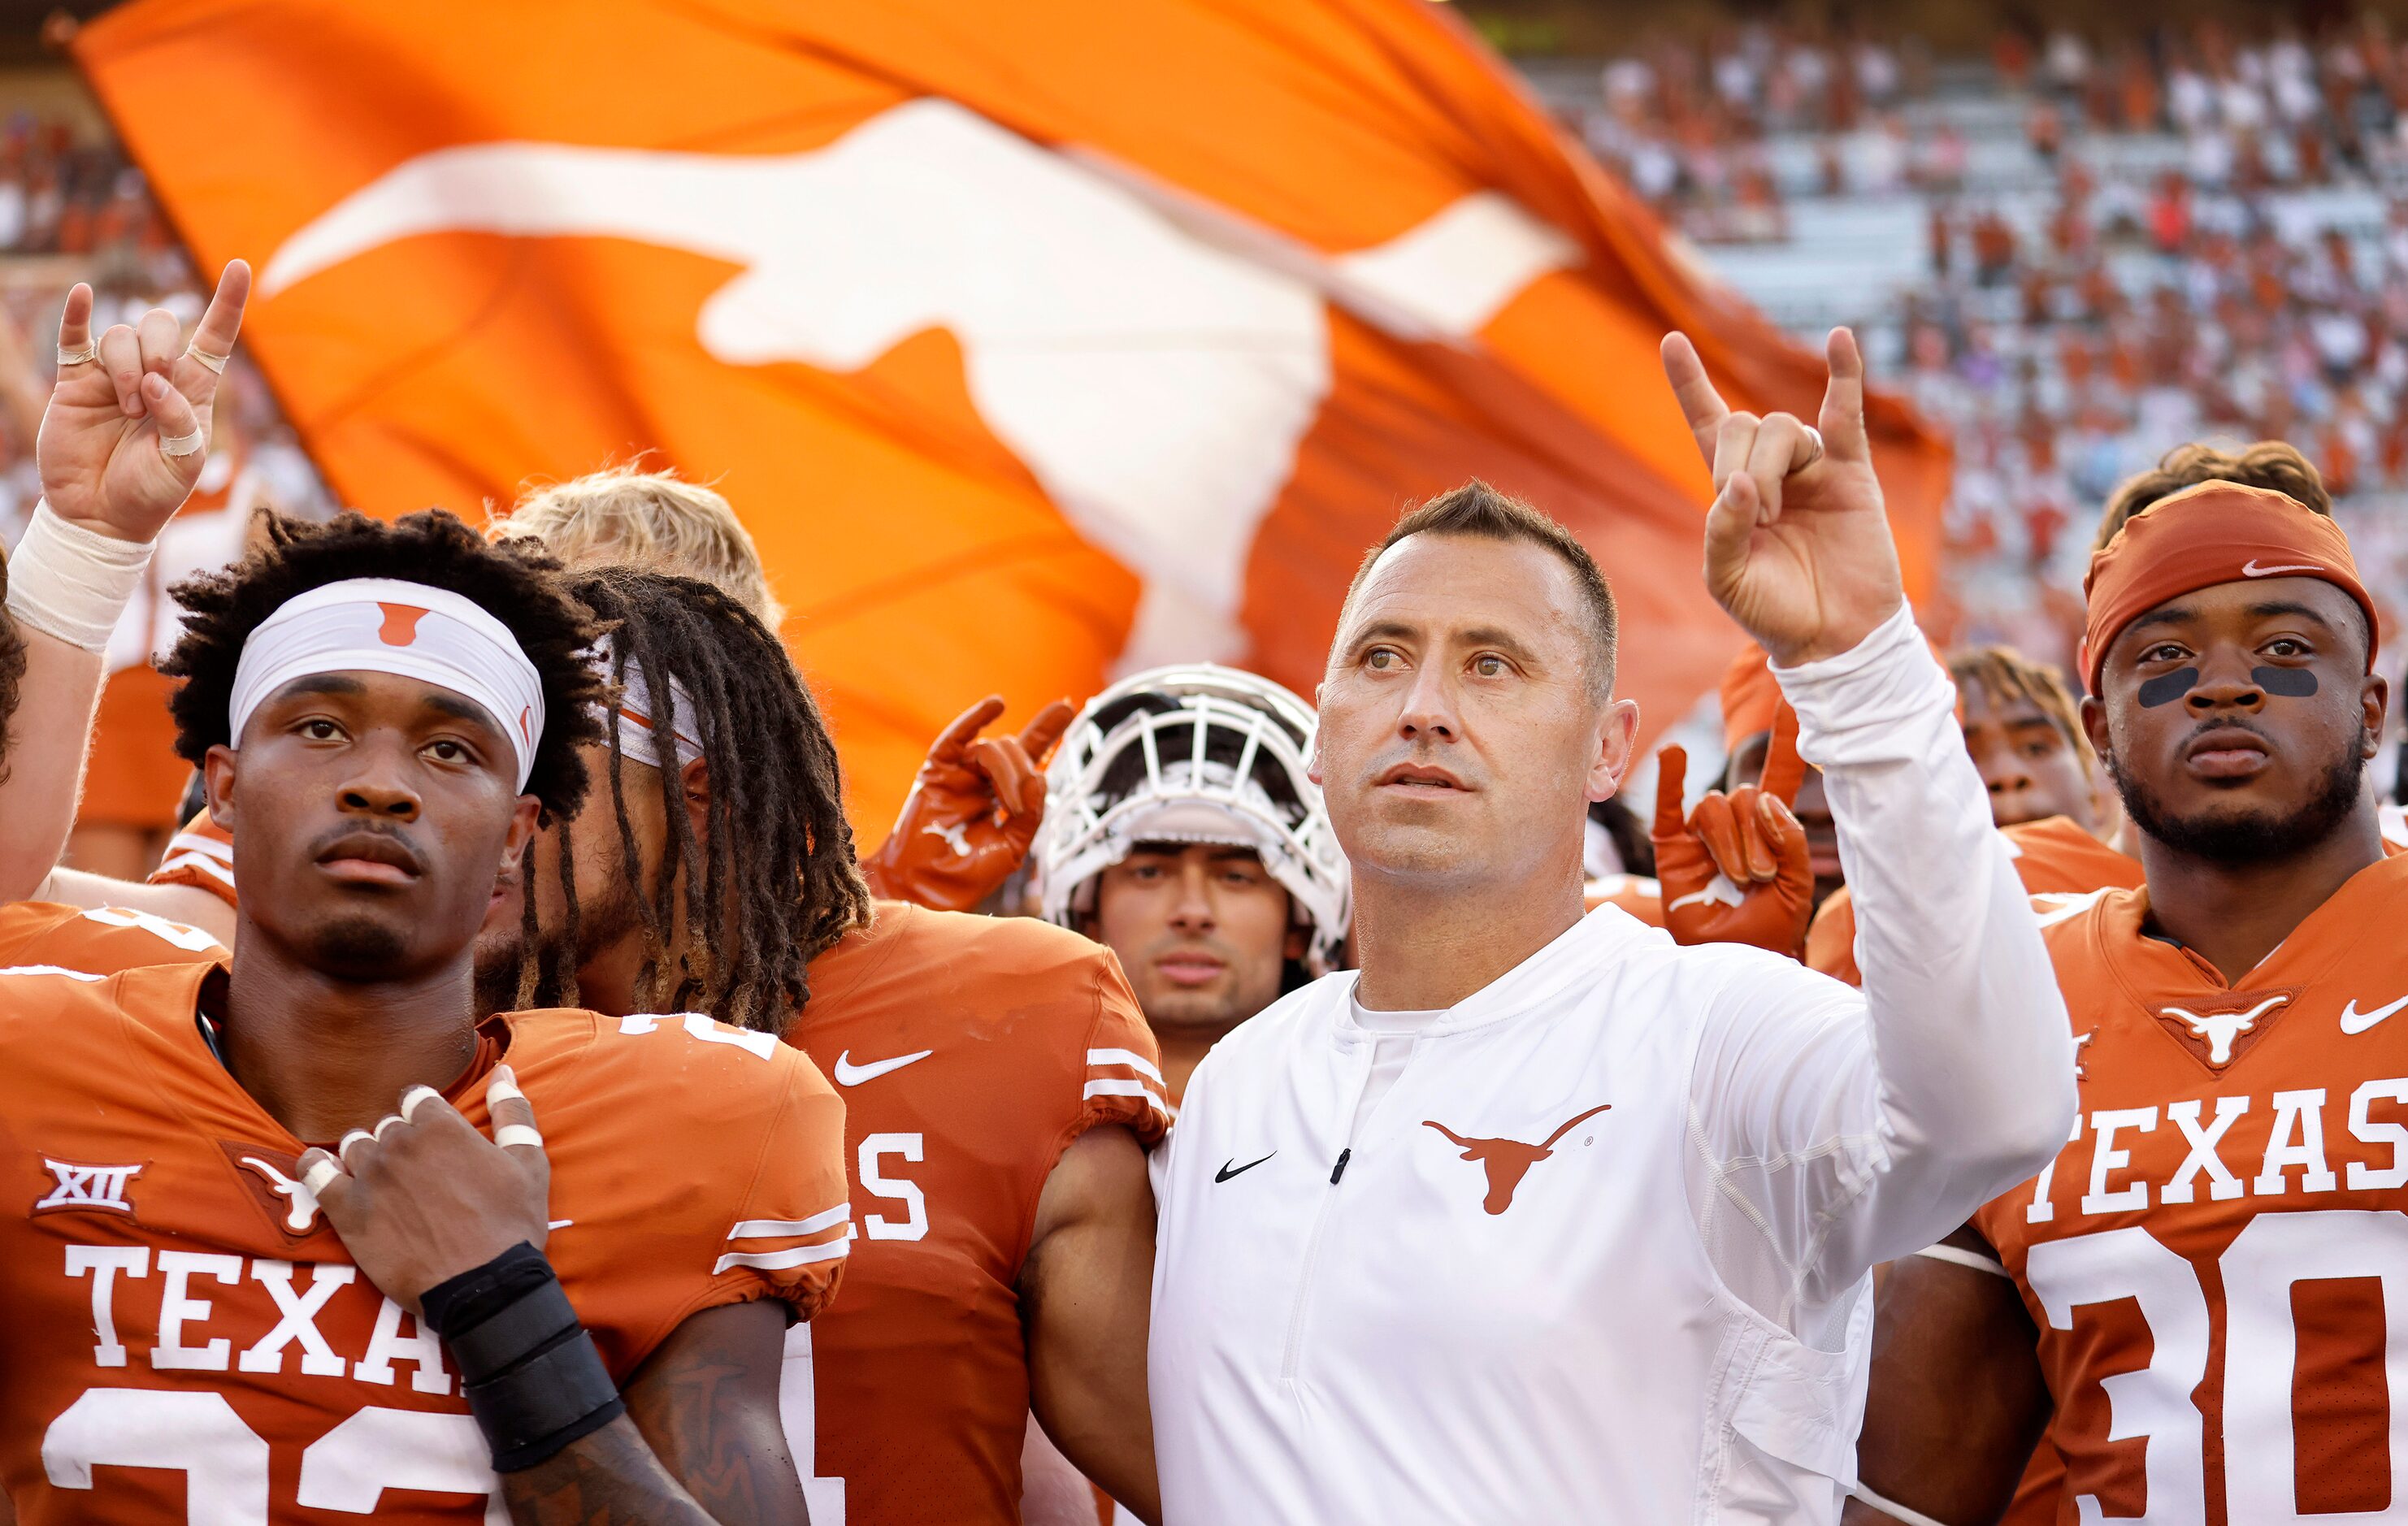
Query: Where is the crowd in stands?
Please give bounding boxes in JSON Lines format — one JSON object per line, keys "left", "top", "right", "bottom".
{"left": 1577, "top": 15, "right": 2408, "bottom": 680}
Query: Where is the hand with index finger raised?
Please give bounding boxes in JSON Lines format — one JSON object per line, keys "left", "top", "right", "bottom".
{"left": 1660, "top": 327, "right": 1903, "bottom": 668}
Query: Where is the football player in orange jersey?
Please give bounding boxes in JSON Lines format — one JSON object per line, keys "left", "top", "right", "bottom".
{"left": 14, "top": 468, "right": 1173, "bottom": 1524}
{"left": 0, "top": 498, "right": 852, "bottom": 1523}
{"left": 494, "top": 568, "right": 1170, "bottom": 1526}
{"left": 1846, "top": 478, "right": 2407, "bottom": 1526}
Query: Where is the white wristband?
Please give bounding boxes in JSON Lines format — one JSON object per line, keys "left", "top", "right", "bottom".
{"left": 3, "top": 501, "right": 154, "bottom": 652}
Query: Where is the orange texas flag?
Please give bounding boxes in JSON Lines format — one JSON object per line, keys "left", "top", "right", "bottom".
{"left": 77, "top": 0, "right": 1950, "bottom": 835}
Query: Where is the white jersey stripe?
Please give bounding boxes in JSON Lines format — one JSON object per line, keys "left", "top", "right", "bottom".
{"left": 0, "top": 965, "right": 106, "bottom": 982}
{"left": 1083, "top": 1077, "right": 1170, "bottom": 1113}
{"left": 714, "top": 1240, "right": 851, "bottom": 1274}
{"left": 158, "top": 852, "right": 236, "bottom": 888}
{"left": 1086, "top": 1047, "right": 1166, "bottom": 1084}
{"left": 166, "top": 831, "right": 234, "bottom": 864}
{"left": 727, "top": 1204, "right": 852, "bottom": 1239}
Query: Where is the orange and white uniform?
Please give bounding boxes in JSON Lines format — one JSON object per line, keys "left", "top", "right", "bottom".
{"left": 131, "top": 824, "right": 1170, "bottom": 1524}
{"left": 149, "top": 807, "right": 238, "bottom": 904}
{"left": 0, "top": 900, "right": 226, "bottom": 971}
{"left": 1974, "top": 852, "right": 2408, "bottom": 1524}
{"left": 781, "top": 900, "right": 1169, "bottom": 1525}
{"left": 1807, "top": 814, "right": 2142, "bottom": 986}
{"left": 0, "top": 960, "right": 849, "bottom": 1525}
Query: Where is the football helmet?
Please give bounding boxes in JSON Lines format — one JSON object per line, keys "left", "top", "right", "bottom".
{"left": 1038, "top": 664, "right": 1349, "bottom": 973}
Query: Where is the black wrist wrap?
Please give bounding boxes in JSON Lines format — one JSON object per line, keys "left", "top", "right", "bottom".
{"left": 423, "top": 1242, "right": 624, "bottom": 1472}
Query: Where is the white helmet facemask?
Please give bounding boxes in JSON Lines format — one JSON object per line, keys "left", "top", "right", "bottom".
{"left": 1038, "top": 665, "right": 1350, "bottom": 976}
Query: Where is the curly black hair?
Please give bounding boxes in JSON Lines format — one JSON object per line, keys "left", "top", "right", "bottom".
{"left": 0, "top": 548, "right": 27, "bottom": 784}
{"left": 162, "top": 509, "right": 607, "bottom": 820}
{"left": 517, "top": 567, "right": 872, "bottom": 1032}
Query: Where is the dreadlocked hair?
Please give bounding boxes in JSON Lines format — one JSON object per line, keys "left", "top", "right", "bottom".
{"left": 162, "top": 509, "right": 607, "bottom": 821}
{"left": 0, "top": 543, "right": 27, "bottom": 784}
{"left": 548, "top": 567, "right": 871, "bottom": 1034}
{"left": 1948, "top": 645, "right": 2094, "bottom": 768}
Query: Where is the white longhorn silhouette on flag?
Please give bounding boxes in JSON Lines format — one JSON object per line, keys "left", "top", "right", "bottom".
{"left": 261, "top": 98, "right": 1579, "bottom": 666}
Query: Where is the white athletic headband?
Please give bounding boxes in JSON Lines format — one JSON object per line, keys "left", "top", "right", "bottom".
{"left": 228, "top": 578, "right": 546, "bottom": 790}
{"left": 590, "top": 640, "right": 704, "bottom": 770}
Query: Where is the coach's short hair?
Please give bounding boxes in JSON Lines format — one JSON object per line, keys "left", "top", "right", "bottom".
{"left": 1341, "top": 481, "right": 1619, "bottom": 700}
{"left": 497, "top": 465, "right": 785, "bottom": 631}
{"left": 2094, "top": 440, "right": 2330, "bottom": 550}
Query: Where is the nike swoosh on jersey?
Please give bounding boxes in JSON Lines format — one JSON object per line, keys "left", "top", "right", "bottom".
{"left": 2341, "top": 995, "right": 2408, "bottom": 1034}
{"left": 1216, "top": 1151, "right": 1276, "bottom": 1182}
{"left": 833, "top": 1047, "right": 935, "bottom": 1085}
{"left": 2242, "top": 559, "right": 2324, "bottom": 577}
{"left": 548, "top": 1218, "right": 575, "bottom": 1231}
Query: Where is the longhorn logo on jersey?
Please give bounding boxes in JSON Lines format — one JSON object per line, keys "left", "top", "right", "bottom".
{"left": 31, "top": 1160, "right": 141, "bottom": 1216}
{"left": 1423, "top": 1103, "right": 1612, "bottom": 1214}
{"left": 2154, "top": 990, "right": 2295, "bottom": 1069}
{"left": 219, "top": 1142, "right": 329, "bottom": 1239}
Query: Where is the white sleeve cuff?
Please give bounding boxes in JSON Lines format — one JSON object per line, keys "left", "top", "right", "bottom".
{"left": 1767, "top": 604, "right": 1954, "bottom": 769}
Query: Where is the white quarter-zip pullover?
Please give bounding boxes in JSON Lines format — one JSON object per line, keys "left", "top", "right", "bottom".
{"left": 1148, "top": 606, "right": 2077, "bottom": 1524}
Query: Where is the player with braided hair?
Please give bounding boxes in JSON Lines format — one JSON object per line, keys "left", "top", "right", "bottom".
{"left": 10, "top": 449, "right": 1172, "bottom": 1523}
{"left": 492, "top": 566, "right": 870, "bottom": 1030}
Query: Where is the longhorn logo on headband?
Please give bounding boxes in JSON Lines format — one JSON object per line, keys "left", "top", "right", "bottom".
{"left": 376, "top": 604, "right": 430, "bottom": 646}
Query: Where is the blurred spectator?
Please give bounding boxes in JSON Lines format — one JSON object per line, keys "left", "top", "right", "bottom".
{"left": 1578, "top": 13, "right": 2408, "bottom": 687}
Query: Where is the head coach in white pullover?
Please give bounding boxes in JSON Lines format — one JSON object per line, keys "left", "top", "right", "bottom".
{"left": 1148, "top": 330, "right": 2077, "bottom": 1525}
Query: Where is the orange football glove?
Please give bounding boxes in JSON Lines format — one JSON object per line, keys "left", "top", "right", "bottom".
{"left": 858, "top": 695, "right": 1076, "bottom": 913}
{"left": 1650, "top": 702, "right": 1814, "bottom": 957}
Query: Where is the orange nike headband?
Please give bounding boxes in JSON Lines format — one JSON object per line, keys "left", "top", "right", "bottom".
{"left": 2080, "top": 480, "right": 2379, "bottom": 697}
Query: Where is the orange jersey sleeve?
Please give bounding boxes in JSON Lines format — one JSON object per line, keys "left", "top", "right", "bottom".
{"left": 0, "top": 900, "right": 225, "bottom": 973}
{"left": 146, "top": 807, "right": 237, "bottom": 908}
{"left": 1807, "top": 815, "right": 2140, "bottom": 986}
{"left": 505, "top": 1008, "right": 853, "bottom": 1373}
{"left": 1078, "top": 952, "right": 1173, "bottom": 1141}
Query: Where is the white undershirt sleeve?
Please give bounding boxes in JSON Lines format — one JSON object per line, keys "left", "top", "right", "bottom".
{"left": 1685, "top": 606, "right": 2076, "bottom": 1329}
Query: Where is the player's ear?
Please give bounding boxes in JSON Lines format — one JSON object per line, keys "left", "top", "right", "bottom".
{"left": 2360, "top": 670, "right": 2388, "bottom": 760}
{"left": 679, "top": 756, "right": 711, "bottom": 842}
{"left": 501, "top": 796, "right": 542, "bottom": 861}
{"left": 2079, "top": 693, "right": 2113, "bottom": 774}
{"left": 203, "top": 743, "right": 239, "bottom": 827}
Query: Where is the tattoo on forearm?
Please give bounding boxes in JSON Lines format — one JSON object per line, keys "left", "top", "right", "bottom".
{"left": 501, "top": 1415, "right": 718, "bottom": 1526}
{"left": 500, "top": 1303, "right": 806, "bottom": 1526}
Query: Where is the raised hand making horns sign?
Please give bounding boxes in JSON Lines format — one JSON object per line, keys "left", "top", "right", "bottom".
{"left": 1659, "top": 327, "right": 1904, "bottom": 667}
{"left": 38, "top": 259, "right": 251, "bottom": 544}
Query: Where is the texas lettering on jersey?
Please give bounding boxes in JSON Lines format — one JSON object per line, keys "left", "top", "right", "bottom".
{"left": 1975, "top": 852, "right": 2408, "bottom": 1524}
{"left": 0, "top": 960, "right": 849, "bottom": 1525}
{"left": 780, "top": 900, "right": 1168, "bottom": 1524}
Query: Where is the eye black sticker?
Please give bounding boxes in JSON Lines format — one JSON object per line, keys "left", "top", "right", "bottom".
{"left": 2253, "top": 666, "right": 2319, "bottom": 697}
{"left": 2137, "top": 666, "right": 2199, "bottom": 708}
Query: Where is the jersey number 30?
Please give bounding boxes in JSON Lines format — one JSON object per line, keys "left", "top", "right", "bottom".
{"left": 2029, "top": 1210, "right": 2408, "bottom": 1522}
